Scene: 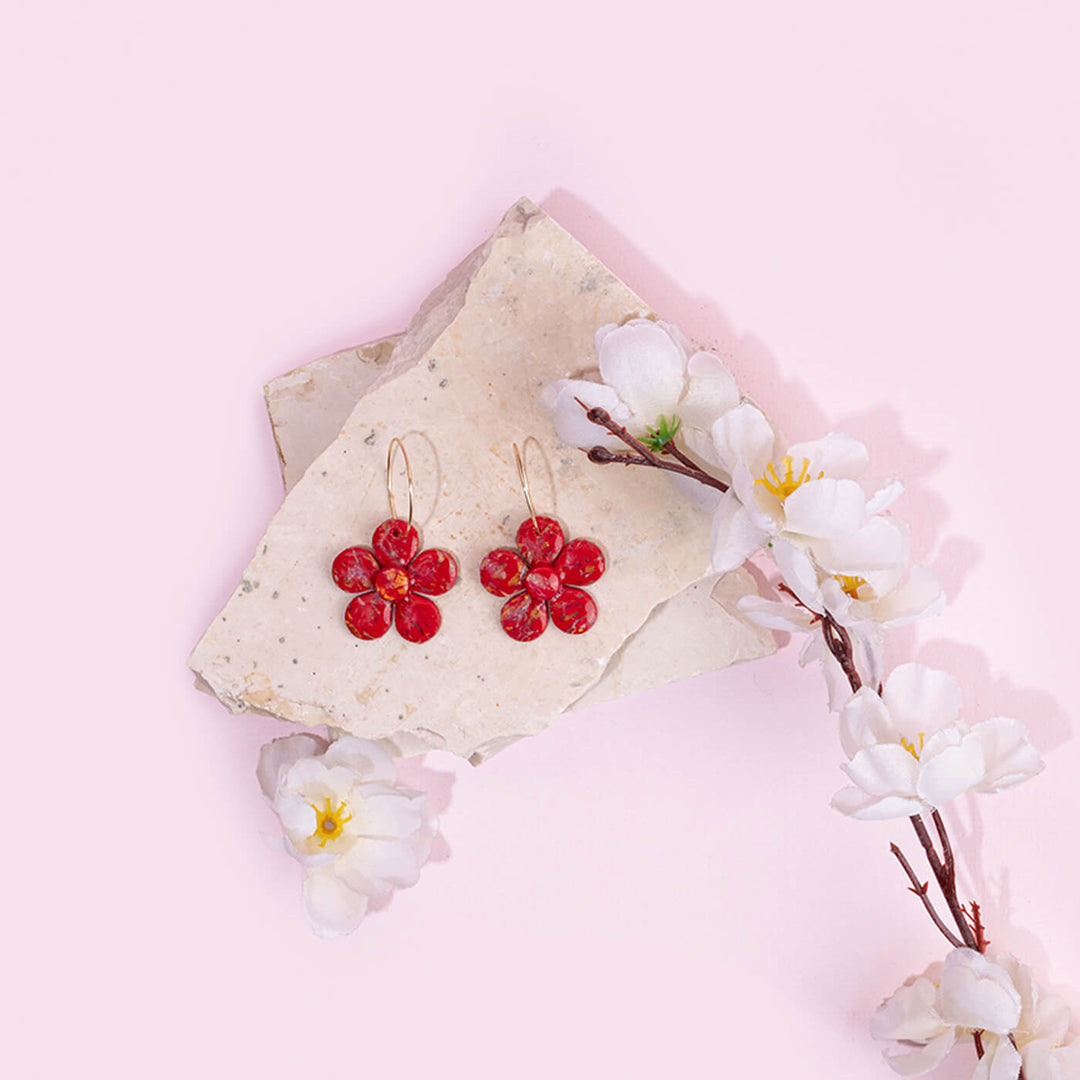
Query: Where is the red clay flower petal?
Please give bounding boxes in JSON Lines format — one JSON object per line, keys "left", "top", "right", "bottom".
{"left": 410, "top": 548, "right": 459, "bottom": 596}
{"left": 395, "top": 594, "right": 442, "bottom": 644}
{"left": 332, "top": 546, "right": 381, "bottom": 593}
{"left": 549, "top": 587, "right": 598, "bottom": 635}
{"left": 516, "top": 516, "right": 565, "bottom": 567}
{"left": 344, "top": 592, "right": 393, "bottom": 640}
{"left": 500, "top": 591, "right": 548, "bottom": 642}
{"left": 375, "top": 564, "right": 411, "bottom": 603}
{"left": 479, "top": 549, "right": 528, "bottom": 597}
{"left": 524, "top": 566, "right": 561, "bottom": 601}
{"left": 372, "top": 518, "right": 419, "bottom": 566}
{"left": 556, "top": 538, "right": 606, "bottom": 587}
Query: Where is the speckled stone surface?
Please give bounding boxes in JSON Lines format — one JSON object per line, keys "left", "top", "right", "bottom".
{"left": 190, "top": 198, "right": 774, "bottom": 761}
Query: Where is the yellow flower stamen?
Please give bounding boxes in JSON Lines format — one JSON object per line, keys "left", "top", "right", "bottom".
{"left": 755, "top": 456, "right": 823, "bottom": 501}
{"left": 900, "top": 733, "right": 926, "bottom": 760}
{"left": 835, "top": 574, "right": 868, "bottom": 599}
{"left": 310, "top": 797, "right": 352, "bottom": 847}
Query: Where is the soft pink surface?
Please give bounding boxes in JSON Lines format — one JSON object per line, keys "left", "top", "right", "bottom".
{"left": 5, "top": 3, "right": 1079, "bottom": 1077}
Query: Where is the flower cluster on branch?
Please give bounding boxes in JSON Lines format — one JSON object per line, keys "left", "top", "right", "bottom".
{"left": 544, "top": 315, "right": 1061, "bottom": 1079}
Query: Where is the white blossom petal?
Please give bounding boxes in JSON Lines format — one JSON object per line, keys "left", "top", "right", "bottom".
{"left": 769, "top": 537, "right": 824, "bottom": 611}
{"left": 339, "top": 836, "right": 424, "bottom": 893}
{"left": 256, "top": 733, "right": 327, "bottom": 800}
{"left": 783, "top": 478, "right": 867, "bottom": 540}
{"left": 711, "top": 402, "right": 775, "bottom": 477}
{"left": 875, "top": 565, "right": 946, "bottom": 628}
{"left": 882, "top": 1029, "right": 956, "bottom": 1076}
{"left": 302, "top": 868, "right": 369, "bottom": 939}
{"left": 787, "top": 432, "right": 869, "bottom": 479}
{"left": 710, "top": 491, "right": 769, "bottom": 571}
{"left": 839, "top": 687, "right": 896, "bottom": 760}
{"left": 542, "top": 378, "right": 628, "bottom": 448}
{"left": 842, "top": 743, "right": 921, "bottom": 799}
{"left": 832, "top": 787, "right": 926, "bottom": 819}
{"left": 866, "top": 478, "right": 906, "bottom": 516}
{"left": 917, "top": 731, "right": 986, "bottom": 807}
{"left": 972, "top": 1038, "right": 1024, "bottom": 1080}
{"left": 737, "top": 595, "right": 818, "bottom": 632}
{"left": 679, "top": 351, "right": 740, "bottom": 432}
{"left": 971, "top": 717, "right": 1044, "bottom": 793}
{"left": 322, "top": 735, "right": 397, "bottom": 784}
{"left": 597, "top": 319, "right": 686, "bottom": 424}
{"left": 870, "top": 975, "right": 948, "bottom": 1043}
{"left": 882, "top": 664, "right": 963, "bottom": 739}
{"left": 355, "top": 784, "right": 426, "bottom": 839}
{"left": 813, "top": 516, "right": 910, "bottom": 575}
{"left": 938, "top": 949, "right": 1022, "bottom": 1035}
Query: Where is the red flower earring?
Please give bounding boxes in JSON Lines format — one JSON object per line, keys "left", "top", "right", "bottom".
{"left": 332, "top": 438, "right": 458, "bottom": 644}
{"left": 480, "top": 441, "right": 606, "bottom": 642}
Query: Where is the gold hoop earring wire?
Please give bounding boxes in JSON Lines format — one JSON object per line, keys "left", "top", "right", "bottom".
{"left": 386, "top": 437, "right": 414, "bottom": 531}
{"left": 513, "top": 440, "right": 540, "bottom": 531}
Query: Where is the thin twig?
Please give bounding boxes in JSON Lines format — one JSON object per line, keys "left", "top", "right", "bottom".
{"left": 890, "top": 843, "right": 964, "bottom": 948}
{"left": 909, "top": 814, "right": 978, "bottom": 950}
{"left": 969, "top": 901, "right": 989, "bottom": 954}
{"left": 819, "top": 610, "right": 862, "bottom": 693}
{"left": 661, "top": 439, "right": 704, "bottom": 474}
{"left": 576, "top": 400, "right": 730, "bottom": 493}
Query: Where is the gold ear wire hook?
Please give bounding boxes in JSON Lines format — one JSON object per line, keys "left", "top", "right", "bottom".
{"left": 513, "top": 440, "right": 539, "bottom": 530}
{"left": 386, "top": 437, "right": 414, "bottom": 531}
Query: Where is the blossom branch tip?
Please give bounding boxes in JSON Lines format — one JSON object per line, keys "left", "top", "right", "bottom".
{"left": 890, "top": 841, "right": 965, "bottom": 948}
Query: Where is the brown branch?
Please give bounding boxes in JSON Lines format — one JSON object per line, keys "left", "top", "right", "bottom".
{"left": 661, "top": 439, "right": 704, "bottom": 474}
{"left": 909, "top": 814, "right": 979, "bottom": 950}
{"left": 968, "top": 901, "right": 989, "bottom": 954}
{"left": 819, "top": 610, "right": 862, "bottom": 693}
{"left": 890, "top": 843, "right": 964, "bottom": 948}
{"left": 577, "top": 400, "right": 729, "bottom": 493}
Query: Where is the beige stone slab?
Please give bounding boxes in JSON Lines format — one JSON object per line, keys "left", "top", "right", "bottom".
{"left": 190, "top": 197, "right": 773, "bottom": 761}
{"left": 265, "top": 342, "right": 775, "bottom": 730}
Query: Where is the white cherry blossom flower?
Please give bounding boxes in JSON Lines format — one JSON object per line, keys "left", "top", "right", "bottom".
{"left": 738, "top": 519, "right": 944, "bottom": 634}
{"left": 832, "top": 663, "right": 1043, "bottom": 820}
{"left": 542, "top": 317, "right": 740, "bottom": 465}
{"left": 871, "top": 949, "right": 1022, "bottom": 1075}
{"left": 257, "top": 732, "right": 436, "bottom": 938}
{"left": 709, "top": 401, "right": 902, "bottom": 572}
{"left": 974, "top": 955, "right": 1079, "bottom": 1080}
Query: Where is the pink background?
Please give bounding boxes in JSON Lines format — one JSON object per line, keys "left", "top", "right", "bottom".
{"left": 5, "top": 3, "right": 1079, "bottom": 1077}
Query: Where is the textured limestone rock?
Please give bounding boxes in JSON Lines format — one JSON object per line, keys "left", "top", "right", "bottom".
{"left": 191, "top": 198, "right": 773, "bottom": 761}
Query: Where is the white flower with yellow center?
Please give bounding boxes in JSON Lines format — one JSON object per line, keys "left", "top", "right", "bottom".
{"left": 739, "top": 518, "right": 943, "bottom": 632}
{"left": 871, "top": 948, "right": 1023, "bottom": 1075}
{"left": 257, "top": 732, "right": 437, "bottom": 938}
{"left": 542, "top": 317, "right": 740, "bottom": 467}
{"left": 832, "top": 663, "right": 1043, "bottom": 820}
{"left": 709, "top": 401, "right": 903, "bottom": 572}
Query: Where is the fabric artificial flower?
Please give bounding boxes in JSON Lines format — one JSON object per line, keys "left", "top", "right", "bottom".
{"left": 973, "top": 954, "right": 1079, "bottom": 1080}
{"left": 542, "top": 317, "right": 740, "bottom": 466}
{"left": 871, "top": 948, "right": 1023, "bottom": 1075}
{"left": 737, "top": 518, "right": 944, "bottom": 634}
{"left": 832, "top": 663, "right": 1043, "bottom": 820}
{"left": 257, "top": 732, "right": 436, "bottom": 938}
{"left": 709, "top": 401, "right": 903, "bottom": 572}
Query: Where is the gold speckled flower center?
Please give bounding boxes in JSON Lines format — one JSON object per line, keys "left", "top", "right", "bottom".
{"left": 310, "top": 797, "right": 352, "bottom": 847}
{"left": 835, "top": 574, "right": 868, "bottom": 599}
{"left": 900, "top": 733, "right": 925, "bottom": 760}
{"left": 755, "top": 456, "right": 823, "bottom": 502}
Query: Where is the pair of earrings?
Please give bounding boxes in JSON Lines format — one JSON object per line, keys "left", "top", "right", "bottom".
{"left": 331, "top": 439, "right": 606, "bottom": 644}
